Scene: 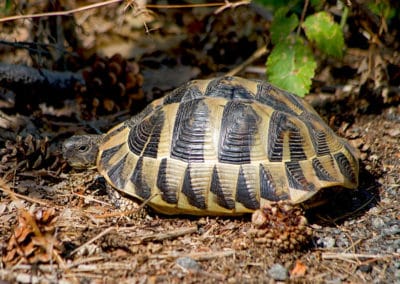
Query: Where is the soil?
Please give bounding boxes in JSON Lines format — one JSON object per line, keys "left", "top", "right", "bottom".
{"left": 0, "top": 2, "right": 399, "bottom": 283}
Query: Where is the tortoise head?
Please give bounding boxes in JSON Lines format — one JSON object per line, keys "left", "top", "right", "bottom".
{"left": 62, "top": 134, "right": 106, "bottom": 169}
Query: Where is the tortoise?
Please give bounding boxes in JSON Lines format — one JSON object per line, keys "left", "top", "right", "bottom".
{"left": 63, "top": 76, "right": 359, "bottom": 217}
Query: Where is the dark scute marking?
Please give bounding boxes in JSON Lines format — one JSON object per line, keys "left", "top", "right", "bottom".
{"left": 182, "top": 166, "right": 206, "bottom": 209}
{"left": 156, "top": 158, "right": 178, "bottom": 204}
{"left": 218, "top": 101, "right": 259, "bottom": 164}
{"left": 315, "top": 130, "right": 331, "bottom": 156}
{"left": 210, "top": 166, "right": 235, "bottom": 209}
{"left": 267, "top": 112, "right": 286, "bottom": 162}
{"left": 130, "top": 156, "right": 151, "bottom": 200}
{"left": 288, "top": 126, "right": 307, "bottom": 161}
{"left": 285, "top": 161, "right": 316, "bottom": 191}
{"left": 164, "top": 83, "right": 203, "bottom": 104}
{"left": 170, "top": 99, "right": 208, "bottom": 162}
{"left": 128, "top": 109, "right": 165, "bottom": 158}
{"left": 100, "top": 143, "right": 124, "bottom": 166}
{"left": 300, "top": 112, "right": 332, "bottom": 156}
{"left": 235, "top": 166, "right": 260, "bottom": 209}
{"left": 312, "top": 158, "right": 336, "bottom": 182}
{"left": 142, "top": 110, "right": 165, "bottom": 158}
{"left": 205, "top": 77, "right": 255, "bottom": 100}
{"left": 259, "top": 164, "right": 287, "bottom": 201}
{"left": 107, "top": 154, "right": 128, "bottom": 189}
{"left": 255, "top": 83, "right": 297, "bottom": 114}
{"left": 268, "top": 111, "right": 307, "bottom": 162}
{"left": 334, "top": 152, "right": 357, "bottom": 184}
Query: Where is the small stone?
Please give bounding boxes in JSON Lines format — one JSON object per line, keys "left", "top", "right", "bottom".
{"left": 268, "top": 263, "right": 288, "bottom": 281}
{"left": 361, "top": 143, "right": 370, "bottom": 152}
{"left": 326, "top": 278, "right": 342, "bottom": 284}
{"left": 368, "top": 154, "right": 379, "bottom": 162}
{"left": 320, "top": 236, "right": 336, "bottom": 248}
{"left": 369, "top": 207, "right": 381, "bottom": 214}
{"left": 386, "top": 128, "right": 400, "bottom": 137}
{"left": 176, "top": 257, "right": 201, "bottom": 271}
{"left": 372, "top": 217, "right": 385, "bottom": 229}
{"left": 251, "top": 209, "right": 267, "bottom": 228}
{"left": 310, "top": 224, "right": 322, "bottom": 230}
{"left": 383, "top": 224, "right": 400, "bottom": 236}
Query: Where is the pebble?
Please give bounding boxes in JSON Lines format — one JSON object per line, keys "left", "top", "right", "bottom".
{"left": 383, "top": 224, "right": 400, "bottom": 236}
{"left": 369, "top": 207, "right": 381, "bottom": 214}
{"left": 176, "top": 257, "right": 201, "bottom": 271}
{"left": 326, "top": 278, "right": 342, "bottom": 284}
{"left": 268, "top": 263, "right": 288, "bottom": 281}
{"left": 361, "top": 143, "right": 370, "bottom": 152}
{"left": 317, "top": 236, "right": 336, "bottom": 248}
{"left": 386, "top": 128, "right": 400, "bottom": 137}
{"left": 372, "top": 217, "right": 386, "bottom": 229}
{"left": 368, "top": 154, "right": 379, "bottom": 162}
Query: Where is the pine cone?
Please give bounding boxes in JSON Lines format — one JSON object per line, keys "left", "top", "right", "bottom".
{"left": 249, "top": 201, "right": 312, "bottom": 251}
{"left": 76, "top": 53, "right": 145, "bottom": 118}
{"left": 0, "top": 135, "right": 68, "bottom": 180}
{"left": 3, "top": 208, "right": 61, "bottom": 267}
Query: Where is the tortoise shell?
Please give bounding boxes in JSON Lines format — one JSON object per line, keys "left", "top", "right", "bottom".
{"left": 97, "top": 76, "right": 359, "bottom": 215}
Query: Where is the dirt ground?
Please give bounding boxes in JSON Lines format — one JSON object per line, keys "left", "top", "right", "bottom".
{"left": 0, "top": 2, "right": 399, "bottom": 283}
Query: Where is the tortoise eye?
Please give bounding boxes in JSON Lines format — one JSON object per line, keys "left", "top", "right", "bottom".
{"left": 78, "top": 145, "right": 89, "bottom": 152}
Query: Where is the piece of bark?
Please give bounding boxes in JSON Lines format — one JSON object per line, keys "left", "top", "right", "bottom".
{"left": 0, "top": 63, "right": 84, "bottom": 113}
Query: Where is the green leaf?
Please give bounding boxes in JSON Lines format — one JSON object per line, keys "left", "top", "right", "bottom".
{"left": 310, "top": 0, "right": 324, "bottom": 10}
{"left": 1, "top": 0, "right": 12, "bottom": 14}
{"left": 368, "top": 1, "right": 395, "bottom": 20}
{"left": 270, "top": 12, "right": 299, "bottom": 44}
{"left": 266, "top": 37, "right": 316, "bottom": 97}
{"left": 302, "top": 12, "right": 344, "bottom": 58}
{"left": 255, "top": 0, "right": 305, "bottom": 14}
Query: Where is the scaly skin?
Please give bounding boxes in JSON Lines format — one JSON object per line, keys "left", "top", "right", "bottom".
{"left": 63, "top": 134, "right": 140, "bottom": 213}
{"left": 62, "top": 134, "right": 105, "bottom": 169}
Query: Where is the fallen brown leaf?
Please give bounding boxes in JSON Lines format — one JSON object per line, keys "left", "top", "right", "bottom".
{"left": 291, "top": 260, "right": 307, "bottom": 277}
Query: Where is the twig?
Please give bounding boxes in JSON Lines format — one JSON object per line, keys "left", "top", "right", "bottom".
{"left": 69, "top": 227, "right": 115, "bottom": 256}
{"left": 297, "top": 0, "right": 309, "bottom": 36}
{"left": 322, "top": 252, "right": 398, "bottom": 260}
{"left": 0, "top": 0, "right": 123, "bottom": 23}
{"left": 140, "top": 226, "right": 197, "bottom": 242}
{"left": 225, "top": 46, "right": 268, "bottom": 77}
{"left": 66, "top": 256, "right": 106, "bottom": 269}
{"left": 185, "top": 249, "right": 236, "bottom": 261}
{"left": 214, "top": 0, "right": 251, "bottom": 14}
{"left": 0, "top": 183, "right": 49, "bottom": 205}
{"left": 0, "top": 1, "right": 249, "bottom": 23}
{"left": 149, "top": 249, "right": 236, "bottom": 261}
{"left": 95, "top": 193, "right": 159, "bottom": 218}
{"left": 72, "top": 192, "right": 114, "bottom": 207}
{"left": 0, "top": 178, "right": 49, "bottom": 206}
